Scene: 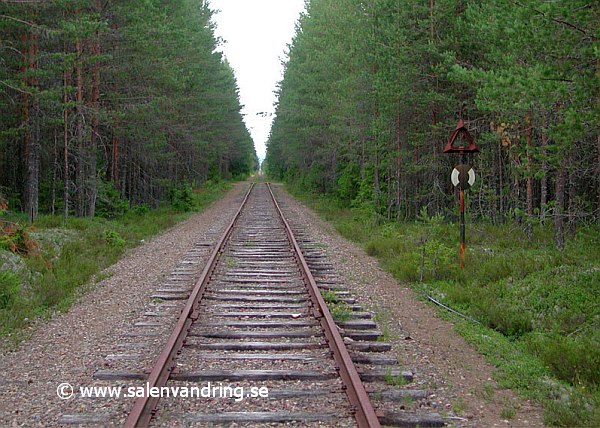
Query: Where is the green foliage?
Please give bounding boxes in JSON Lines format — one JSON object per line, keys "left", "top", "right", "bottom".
{"left": 336, "top": 162, "right": 360, "bottom": 203}
{"left": 0, "top": 223, "right": 39, "bottom": 256}
{"left": 104, "top": 229, "right": 126, "bottom": 248}
{"left": 267, "top": 0, "right": 599, "bottom": 246}
{"left": 329, "top": 301, "right": 352, "bottom": 321}
{"left": 169, "top": 184, "right": 194, "bottom": 212}
{"left": 0, "top": 0, "right": 257, "bottom": 221}
{"left": 384, "top": 367, "right": 409, "bottom": 387}
{"left": 0, "top": 179, "right": 230, "bottom": 339}
{"left": 0, "top": 271, "right": 20, "bottom": 310}
{"left": 95, "top": 181, "right": 129, "bottom": 219}
{"left": 526, "top": 332, "right": 600, "bottom": 387}
{"left": 321, "top": 290, "right": 339, "bottom": 304}
{"left": 130, "top": 204, "right": 150, "bottom": 215}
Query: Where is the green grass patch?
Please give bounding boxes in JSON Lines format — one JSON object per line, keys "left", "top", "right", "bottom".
{"left": 384, "top": 367, "right": 409, "bottom": 387}
{"left": 0, "top": 180, "right": 232, "bottom": 342}
{"left": 287, "top": 184, "right": 600, "bottom": 427}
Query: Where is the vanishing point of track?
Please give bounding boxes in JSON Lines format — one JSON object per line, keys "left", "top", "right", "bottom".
{"left": 124, "top": 183, "right": 379, "bottom": 427}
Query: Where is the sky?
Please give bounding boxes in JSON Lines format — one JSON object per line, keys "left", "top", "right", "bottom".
{"left": 209, "top": 0, "right": 306, "bottom": 161}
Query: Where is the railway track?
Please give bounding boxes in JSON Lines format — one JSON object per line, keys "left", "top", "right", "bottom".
{"left": 60, "top": 182, "right": 444, "bottom": 427}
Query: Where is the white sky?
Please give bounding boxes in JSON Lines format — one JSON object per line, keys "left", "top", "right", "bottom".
{"left": 209, "top": 0, "right": 305, "bottom": 161}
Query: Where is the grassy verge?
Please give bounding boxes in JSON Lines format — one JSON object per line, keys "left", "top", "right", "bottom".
{"left": 0, "top": 180, "right": 232, "bottom": 343}
{"left": 286, "top": 184, "right": 599, "bottom": 427}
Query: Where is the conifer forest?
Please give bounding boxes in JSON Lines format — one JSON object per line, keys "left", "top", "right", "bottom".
{"left": 0, "top": 0, "right": 258, "bottom": 222}
{"left": 0, "top": 1, "right": 599, "bottom": 425}
{"left": 266, "top": 0, "right": 599, "bottom": 249}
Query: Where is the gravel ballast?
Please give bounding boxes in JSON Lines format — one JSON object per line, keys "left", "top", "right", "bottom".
{"left": 0, "top": 182, "right": 546, "bottom": 427}
{"left": 271, "top": 184, "right": 546, "bottom": 428}
{"left": 0, "top": 183, "right": 248, "bottom": 427}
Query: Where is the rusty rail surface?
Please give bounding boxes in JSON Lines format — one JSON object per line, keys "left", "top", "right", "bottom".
{"left": 266, "top": 183, "right": 381, "bottom": 428}
{"left": 123, "top": 183, "right": 255, "bottom": 428}
{"left": 124, "top": 182, "right": 380, "bottom": 427}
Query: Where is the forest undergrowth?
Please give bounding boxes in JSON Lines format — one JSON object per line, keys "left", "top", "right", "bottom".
{"left": 0, "top": 180, "right": 232, "bottom": 344}
{"left": 288, "top": 184, "right": 599, "bottom": 427}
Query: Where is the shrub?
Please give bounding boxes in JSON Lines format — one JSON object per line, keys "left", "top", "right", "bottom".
{"left": 170, "top": 184, "right": 194, "bottom": 212}
{"left": 130, "top": 204, "right": 150, "bottom": 215}
{"left": 104, "top": 229, "right": 126, "bottom": 248}
{"left": 0, "top": 271, "right": 20, "bottom": 309}
{"left": 0, "top": 223, "right": 38, "bottom": 256}
{"left": 95, "top": 181, "right": 129, "bottom": 218}
{"left": 525, "top": 333, "right": 600, "bottom": 386}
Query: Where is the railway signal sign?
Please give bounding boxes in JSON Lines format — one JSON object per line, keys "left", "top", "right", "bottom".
{"left": 444, "top": 119, "right": 480, "bottom": 269}
{"left": 451, "top": 164, "right": 476, "bottom": 189}
{"left": 443, "top": 118, "right": 480, "bottom": 154}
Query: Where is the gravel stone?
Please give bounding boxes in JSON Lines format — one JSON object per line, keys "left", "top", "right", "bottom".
{"left": 0, "top": 183, "right": 248, "bottom": 427}
{"left": 271, "top": 184, "right": 546, "bottom": 427}
{"left": 0, "top": 182, "right": 546, "bottom": 427}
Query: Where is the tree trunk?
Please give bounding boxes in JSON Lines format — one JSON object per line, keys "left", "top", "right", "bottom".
{"left": 52, "top": 130, "right": 58, "bottom": 215}
{"left": 567, "top": 159, "right": 576, "bottom": 236}
{"left": 525, "top": 114, "right": 533, "bottom": 240}
{"left": 112, "top": 134, "right": 119, "bottom": 184}
{"left": 540, "top": 122, "right": 548, "bottom": 223}
{"left": 87, "top": 8, "right": 101, "bottom": 218}
{"left": 596, "top": 134, "right": 600, "bottom": 221}
{"left": 395, "top": 109, "right": 402, "bottom": 219}
{"left": 554, "top": 165, "right": 566, "bottom": 250}
{"left": 63, "top": 44, "right": 70, "bottom": 220}
{"left": 22, "top": 31, "right": 40, "bottom": 223}
{"left": 373, "top": 148, "right": 380, "bottom": 214}
{"left": 75, "top": 35, "right": 85, "bottom": 216}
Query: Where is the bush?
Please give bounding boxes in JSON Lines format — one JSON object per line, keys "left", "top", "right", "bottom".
{"left": 170, "top": 184, "right": 194, "bottom": 212}
{"left": 0, "top": 223, "right": 38, "bottom": 256}
{"left": 0, "top": 271, "right": 20, "bottom": 309}
{"left": 130, "top": 204, "right": 150, "bottom": 215}
{"left": 104, "top": 229, "right": 126, "bottom": 248}
{"left": 525, "top": 332, "right": 600, "bottom": 386}
{"left": 95, "top": 181, "right": 129, "bottom": 218}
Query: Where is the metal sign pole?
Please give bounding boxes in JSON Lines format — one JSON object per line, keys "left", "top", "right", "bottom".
{"left": 459, "top": 188, "right": 466, "bottom": 269}
{"left": 459, "top": 153, "right": 466, "bottom": 269}
{"left": 444, "top": 119, "right": 479, "bottom": 270}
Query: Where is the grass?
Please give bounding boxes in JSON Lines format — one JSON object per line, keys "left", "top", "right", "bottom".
{"left": 329, "top": 301, "right": 352, "bottom": 321}
{"left": 384, "top": 367, "right": 409, "bottom": 387}
{"left": 286, "top": 184, "right": 600, "bottom": 427}
{"left": 0, "top": 180, "right": 232, "bottom": 343}
{"left": 320, "top": 289, "right": 353, "bottom": 321}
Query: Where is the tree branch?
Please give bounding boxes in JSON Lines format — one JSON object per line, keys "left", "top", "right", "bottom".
{"left": 0, "top": 80, "right": 34, "bottom": 95}
{"left": 511, "top": 1, "right": 589, "bottom": 36}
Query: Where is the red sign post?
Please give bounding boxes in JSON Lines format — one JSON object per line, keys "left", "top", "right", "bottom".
{"left": 444, "top": 119, "right": 479, "bottom": 268}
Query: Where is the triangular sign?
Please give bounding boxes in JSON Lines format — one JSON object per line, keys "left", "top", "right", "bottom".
{"left": 443, "top": 119, "right": 480, "bottom": 154}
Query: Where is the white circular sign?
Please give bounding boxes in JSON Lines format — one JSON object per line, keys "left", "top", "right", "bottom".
{"left": 451, "top": 165, "right": 476, "bottom": 189}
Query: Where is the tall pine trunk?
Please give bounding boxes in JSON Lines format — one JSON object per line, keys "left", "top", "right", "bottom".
{"left": 75, "top": 35, "right": 85, "bottom": 217}
{"left": 63, "top": 23, "right": 71, "bottom": 220}
{"left": 554, "top": 165, "right": 566, "bottom": 250}
{"left": 525, "top": 114, "right": 533, "bottom": 240}
{"left": 567, "top": 160, "right": 576, "bottom": 236}
{"left": 22, "top": 31, "right": 40, "bottom": 223}
{"left": 540, "top": 121, "right": 548, "bottom": 223}
{"left": 395, "top": 109, "right": 402, "bottom": 219}
{"left": 87, "top": 9, "right": 101, "bottom": 217}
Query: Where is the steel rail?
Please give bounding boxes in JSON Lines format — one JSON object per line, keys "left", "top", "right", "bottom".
{"left": 266, "top": 183, "right": 381, "bottom": 428}
{"left": 123, "top": 183, "right": 255, "bottom": 428}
